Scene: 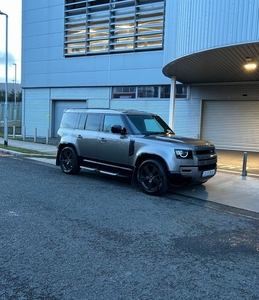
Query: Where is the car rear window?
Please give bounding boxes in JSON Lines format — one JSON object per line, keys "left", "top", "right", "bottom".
{"left": 60, "top": 112, "right": 78, "bottom": 129}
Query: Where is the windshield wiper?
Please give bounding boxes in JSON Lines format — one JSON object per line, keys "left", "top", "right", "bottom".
{"left": 144, "top": 131, "right": 165, "bottom": 136}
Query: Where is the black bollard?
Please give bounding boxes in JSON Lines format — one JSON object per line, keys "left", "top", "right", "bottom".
{"left": 242, "top": 152, "right": 247, "bottom": 176}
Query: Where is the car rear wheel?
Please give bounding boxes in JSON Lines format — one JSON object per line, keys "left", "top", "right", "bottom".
{"left": 137, "top": 159, "right": 168, "bottom": 195}
{"left": 60, "top": 147, "right": 80, "bottom": 175}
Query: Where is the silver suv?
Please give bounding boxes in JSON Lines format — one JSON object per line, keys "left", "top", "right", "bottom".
{"left": 56, "top": 109, "right": 217, "bottom": 195}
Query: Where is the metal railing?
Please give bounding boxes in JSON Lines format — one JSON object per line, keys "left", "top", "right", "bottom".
{"left": 0, "top": 102, "right": 22, "bottom": 121}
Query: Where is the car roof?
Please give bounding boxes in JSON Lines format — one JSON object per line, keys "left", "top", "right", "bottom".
{"left": 63, "top": 108, "right": 154, "bottom": 116}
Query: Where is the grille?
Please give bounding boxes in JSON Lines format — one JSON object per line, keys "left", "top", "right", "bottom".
{"left": 195, "top": 145, "right": 217, "bottom": 168}
{"left": 195, "top": 146, "right": 215, "bottom": 155}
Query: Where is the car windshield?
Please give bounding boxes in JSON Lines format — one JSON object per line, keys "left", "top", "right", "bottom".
{"left": 127, "top": 114, "right": 174, "bottom": 135}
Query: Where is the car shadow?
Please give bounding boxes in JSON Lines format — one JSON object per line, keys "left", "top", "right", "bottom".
{"left": 168, "top": 183, "right": 209, "bottom": 200}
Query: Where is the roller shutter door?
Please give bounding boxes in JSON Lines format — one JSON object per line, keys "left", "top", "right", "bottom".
{"left": 201, "top": 100, "right": 259, "bottom": 152}
{"left": 53, "top": 100, "right": 87, "bottom": 136}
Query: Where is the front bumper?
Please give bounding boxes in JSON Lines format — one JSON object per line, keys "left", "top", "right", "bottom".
{"left": 168, "top": 164, "right": 217, "bottom": 187}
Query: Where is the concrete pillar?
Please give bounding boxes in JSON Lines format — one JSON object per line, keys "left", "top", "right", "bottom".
{"left": 168, "top": 76, "right": 176, "bottom": 130}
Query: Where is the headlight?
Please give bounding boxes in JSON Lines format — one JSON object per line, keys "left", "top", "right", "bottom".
{"left": 175, "top": 149, "right": 192, "bottom": 159}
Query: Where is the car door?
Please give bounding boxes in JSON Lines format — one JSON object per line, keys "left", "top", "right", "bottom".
{"left": 97, "top": 114, "right": 131, "bottom": 165}
{"left": 75, "top": 113, "right": 102, "bottom": 159}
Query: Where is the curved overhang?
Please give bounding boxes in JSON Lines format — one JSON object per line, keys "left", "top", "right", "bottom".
{"left": 163, "top": 43, "right": 259, "bottom": 84}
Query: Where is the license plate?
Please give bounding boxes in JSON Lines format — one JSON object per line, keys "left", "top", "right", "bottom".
{"left": 202, "top": 169, "right": 215, "bottom": 177}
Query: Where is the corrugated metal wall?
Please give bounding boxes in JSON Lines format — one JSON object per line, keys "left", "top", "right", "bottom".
{"left": 22, "top": 89, "right": 50, "bottom": 137}
{"left": 164, "top": 0, "right": 259, "bottom": 62}
{"left": 192, "top": 84, "right": 259, "bottom": 151}
{"left": 190, "top": 84, "right": 259, "bottom": 100}
{"left": 22, "top": 1, "right": 168, "bottom": 89}
{"left": 23, "top": 87, "right": 111, "bottom": 137}
{"left": 110, "top": 99, "right": 170, "bottom": 123}
{"left": 174, "top": 99, "right": 201, "bottom": 138}
{"left": 50, "top": 87, "right": 110, "bottom": 108}
{"left": 202, "top": 100, "right": 259, "bottom": 151}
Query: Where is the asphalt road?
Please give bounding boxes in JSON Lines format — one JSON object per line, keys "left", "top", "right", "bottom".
{"left": 1, "top": 155, "right": 259, "bottom": 300}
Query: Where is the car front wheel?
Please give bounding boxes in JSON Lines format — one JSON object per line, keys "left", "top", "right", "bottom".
{"left": 60, "top": 147, "right": 80, "bottom": 175}
{"left": 137, "top": 159, "right": 168, "bottom": 195}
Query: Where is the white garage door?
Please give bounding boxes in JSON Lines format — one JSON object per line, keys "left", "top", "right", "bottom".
{"left": 201, "top": 100, "right": 259, "bottom": 152}
{"left": 53, "top": 100, "right": 87, "bottom": 136}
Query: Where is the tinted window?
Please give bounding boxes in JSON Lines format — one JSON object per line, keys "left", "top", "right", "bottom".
{"left": 60, "top": 112, "right": 78, "bottom": 129}
{"left": 127, "top": 114, "right": 173, "bottom": 134}
{"left": 144, "top": 119, "right": 164, "bottom": 132}
{"left": 77, "top": 113, "right": 87, "bottom": 129}
{"left": 103, "top": 115, "right": 125, "bottom": 132}
{"left": 85, "top": 114, "right": 101, "bottom": 131}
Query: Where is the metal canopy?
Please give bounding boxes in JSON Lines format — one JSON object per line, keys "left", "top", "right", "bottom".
{"left": 162, "top": 43, "right": 259, "bottom": 84}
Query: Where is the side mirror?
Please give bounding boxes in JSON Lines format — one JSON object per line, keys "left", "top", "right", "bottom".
{"left": 111, "top": 125, "right": 127, "bottom": 135}
{"left": 121, "top": 126, "right": 127, "bottom": 135}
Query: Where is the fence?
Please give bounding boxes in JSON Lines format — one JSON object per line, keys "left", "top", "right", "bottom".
{"left": 0, "top": 102, "right": 22, "bottom": 121}
{"left": 0, "top": 102, "right": 22, "bottom": 134}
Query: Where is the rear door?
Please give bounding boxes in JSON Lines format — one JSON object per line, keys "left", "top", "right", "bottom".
{"left": 75, "top": 113, "right": 102, "bottom": 159}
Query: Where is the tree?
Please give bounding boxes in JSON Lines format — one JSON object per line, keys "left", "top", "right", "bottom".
{"left": 0, "top": 89, "right": 22, "bottom": 102}
{"left": 0, "top": 89, "right": 5, "bottom": 102}
{"left": 8, "top": 89, "right": 15, "bottom": 102}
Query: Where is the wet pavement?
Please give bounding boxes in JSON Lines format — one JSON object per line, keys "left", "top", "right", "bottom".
{"left": 217, "top": 149, "right": 259, "bottom": 177}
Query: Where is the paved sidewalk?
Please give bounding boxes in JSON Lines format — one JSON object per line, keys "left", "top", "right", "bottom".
{"left": 217, "top": 149, "right": 259, "bottom": 176}
{"left": 173, "top": 172, "right": 259, "bottom": 213}
{"left": 0, "top": 137, "right": 57, "bottom": 155}
{"left": 0, "top": 137, "right": 259, "bottom": 214}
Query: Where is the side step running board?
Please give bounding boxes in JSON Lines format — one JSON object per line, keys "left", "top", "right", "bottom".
{"left": 80, "top": 166, "right": 130, "bottom": 178}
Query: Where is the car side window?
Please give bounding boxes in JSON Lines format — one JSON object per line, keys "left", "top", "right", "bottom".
{"left": 85, "top": 114, "right": 101, "bottom": 131}
{"left": 103, "top": 115, "right": 125, "bottom": 132}
{"left": 77, "top": 113, "right": 87, "bottom": 129}
{"left": 60, "top": 112, "right": 78, "bottom": 129}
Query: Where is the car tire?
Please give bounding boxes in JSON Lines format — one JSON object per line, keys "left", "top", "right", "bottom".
{"left": 137, "top": 159, "right": 168, "bottom": 195}
{"left": 60, "top": 147, "right": 80, "bottom": 175}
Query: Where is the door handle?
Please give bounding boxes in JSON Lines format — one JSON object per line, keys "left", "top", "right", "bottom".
{"left": 77, "top": 135, "right": 83, "bottom": 139}
{"left": 98, "top": 137, "right": 106, "bottom": 143}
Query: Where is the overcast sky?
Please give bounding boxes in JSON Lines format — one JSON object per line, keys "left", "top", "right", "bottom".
{"left": 0, "top": 0, "right": 22, "bottom": 83}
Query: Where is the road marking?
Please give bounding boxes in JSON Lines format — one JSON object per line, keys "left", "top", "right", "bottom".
{"left": 8, "top": 211, "right": 19, "bottom": 217}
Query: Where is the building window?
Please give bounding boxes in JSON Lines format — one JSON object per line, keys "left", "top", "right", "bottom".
{"left": 112, "top": 85, "right": 188, "bottom": 99}
{"left": 160, "top": 85, "right": 188, "bottom": 98}
{"left": 64, "top": 0, "right": 165, "bottom": 56}
{"left": 137, "top": 86, "right": 159, "bottom": 98}
{"left": 112, "top": 86, "right": 136, "bottom": 98}
{"left": 176, "top": 84, "right": 187, "bottom": 98}
{"left": 160, "top": 85, "right": 170, "bottom": 98}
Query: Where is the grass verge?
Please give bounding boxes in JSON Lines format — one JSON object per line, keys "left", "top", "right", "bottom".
{"left": 0, "top": 145, "right": 51, "bottom": 155}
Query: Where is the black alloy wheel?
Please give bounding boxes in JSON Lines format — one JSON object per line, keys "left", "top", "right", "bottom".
{"left": 137, "top": 159, "right": 168, "bottom": 195}
{"left": 60, "top": 147, "right": 80, "bottom": 175}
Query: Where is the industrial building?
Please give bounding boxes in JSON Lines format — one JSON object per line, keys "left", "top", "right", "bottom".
{"left": 22, "top": 0, "right": 259, "bottom": 151}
